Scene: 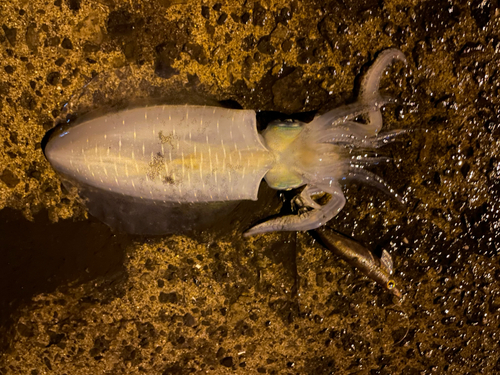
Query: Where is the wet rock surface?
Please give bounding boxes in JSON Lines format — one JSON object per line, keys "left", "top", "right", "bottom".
{"left": 0, "top": 0, "right": 499, "bottom": 373}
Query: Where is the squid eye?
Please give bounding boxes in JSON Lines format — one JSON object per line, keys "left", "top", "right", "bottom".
{"left": 387, "top": 280, "right": 396, "bottom": 290}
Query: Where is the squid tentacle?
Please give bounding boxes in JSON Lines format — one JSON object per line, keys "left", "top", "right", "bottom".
{"left": 307, "top": 94, "right": 394, "bottom": 143}
{"left": 320, "top": 129, "right": 409, "bottom": 149}
{"left": 360, "top": 48, "right": 407, "bottom": 135}
{"left": 291, "top": 185, "right": 323, "bottom": 210}
{"left": 244, "top": 182, "right": 346, "bottom": 237}
{"left": 345, "top": 167, "right": 404, "bottom": 205}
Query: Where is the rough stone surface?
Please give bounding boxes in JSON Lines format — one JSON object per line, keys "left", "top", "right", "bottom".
{"left": 1, "top": 0, "right": 500, "bottom": 374}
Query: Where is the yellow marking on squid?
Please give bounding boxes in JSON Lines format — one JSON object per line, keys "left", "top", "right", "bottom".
{"left": 142, "top": 143, "right": 145, "bottom": 156}
{"left": 114, "top": 162, "right": 118, "bottom": 176}
{"left": 135, "top": 161, "right": 139, "bottom": 173}
{"left": 199, "top": 153, "right": 204, "bottom": 187}
{"left": 104, "top": 134, "right": 107, "bottom": 140}
{"left": 190, "top": 154, "right": 194, "bottom": 170}
{"left": 125, "top": 163, "right": 129, "bottom": 178}
{"left": 164, "top": 161, "right": 169, "bottom": 175}
{"left": 222, "top": 139, "right": 226, "bottom": 159}
{"left": 181, "top": 152, "right": 185, "bottom": 178}
{"left": 208, "top": 147, "right": 213, "bottom": 172}
{"left": 115, "top": 177, "right": 119, "bottom": 185}
{"left": 206, "top": 134, "right": 209, "bottom": 144}
{"left": 145, "top": 112, "right": 148, "bottom": 120}
{"left": 216, "top": 119, "right": 219, "bottom": 133}
{"left": 194, "top": 145, "right": 197, "bottom": 157}
{"left": 169, "top": 149, "right": 172, "bottom": 162}
{"left": 131, "top": 180, "right": 136, "bottom": 190}
{"left": 104, "top": 166, "right": 108, "bottom": 176}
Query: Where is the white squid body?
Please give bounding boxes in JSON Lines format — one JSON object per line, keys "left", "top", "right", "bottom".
{"left": 45, "top": 49, "right": 406, "bottom": 236}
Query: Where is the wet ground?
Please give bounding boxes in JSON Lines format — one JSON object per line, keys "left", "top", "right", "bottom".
{"left": 1, "top": 0, "right": 500, "bottom": 373}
